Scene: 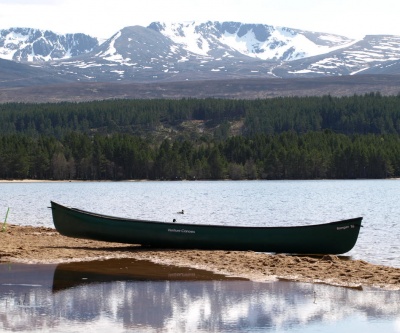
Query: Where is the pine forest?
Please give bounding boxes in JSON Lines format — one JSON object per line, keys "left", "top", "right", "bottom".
{"left": 1, "top": 93, "right": 400, "bottom": 180}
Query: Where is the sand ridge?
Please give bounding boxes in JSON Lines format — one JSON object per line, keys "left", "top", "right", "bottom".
{"left": 1, "top": 224, "right": 400, "bottom": 290}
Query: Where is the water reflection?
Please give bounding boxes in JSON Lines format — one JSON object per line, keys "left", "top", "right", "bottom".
{"left": 52, "top": 259, "right": 245, "bottom": 291}
{"left": 1, "top": 260, "right": 400, "bottom": 333}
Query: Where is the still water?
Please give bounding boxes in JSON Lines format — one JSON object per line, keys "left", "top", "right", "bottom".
{"left": 1, "top": 179, "right": 400, "bottom": 267}
{"left": 1, "top": 180, "right": 400, "bottom": 332}
{"left": 1, "top": 259, "right": 400, "bottom": 333}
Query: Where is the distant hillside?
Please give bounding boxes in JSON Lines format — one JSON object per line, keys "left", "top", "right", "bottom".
{"left": 1, "top": 75, "right": 400, "bottom": 103}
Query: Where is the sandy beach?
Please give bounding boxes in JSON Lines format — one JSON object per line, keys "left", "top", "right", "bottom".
{"left": 1, "top": 224, "right": 400, "bottom": 290}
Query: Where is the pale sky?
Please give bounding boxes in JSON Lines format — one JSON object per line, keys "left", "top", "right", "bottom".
{"left": 0, "top": 0, "right": 399, "bottom": 39}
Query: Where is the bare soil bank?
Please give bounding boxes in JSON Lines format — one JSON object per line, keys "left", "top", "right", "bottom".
{"left": 1, "top": 224, "right": 400, "bottom": 290}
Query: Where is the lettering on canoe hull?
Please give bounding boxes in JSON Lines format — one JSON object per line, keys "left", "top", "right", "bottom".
{"left": 337, "top": 225, "right": 355, "bottom": 231}
{"left": 168, "top": 228, "right": 196, "bottom": 234}
{"left": 168, "top": 273, "right": 196, "bottom": 278}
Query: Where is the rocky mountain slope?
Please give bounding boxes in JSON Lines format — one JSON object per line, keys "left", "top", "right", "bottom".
{"left": 0, "top": 27, "right": 98, "bottom": 62}
{"left": 0, "top": 22, "right": 400, "bottom": 93}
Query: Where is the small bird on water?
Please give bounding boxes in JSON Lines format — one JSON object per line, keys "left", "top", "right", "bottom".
{"left": 177, "top": 210, "right": 184, "bottom": 214}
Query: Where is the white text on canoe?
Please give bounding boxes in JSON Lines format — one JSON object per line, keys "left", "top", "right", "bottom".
{"left": 168, "top": 228, "right": 196, "bottom": 234}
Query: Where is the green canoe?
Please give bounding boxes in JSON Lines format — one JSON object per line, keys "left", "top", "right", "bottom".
{"left": 50, "top": 201, "right": 363, "bottom": 254}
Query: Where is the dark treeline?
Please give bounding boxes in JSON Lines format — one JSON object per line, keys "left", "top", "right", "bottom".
{"left": 1, "top": 131, "right": 399, "bottom": 180}
{"left": 1, "top": 93, "right": 400, "bottom": 137}
{"left": 1, "top": 93, "right": 400, "bottom": 180}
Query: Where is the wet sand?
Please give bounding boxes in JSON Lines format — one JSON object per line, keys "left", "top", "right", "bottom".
{"left": 1, "top": 224, "right": 400, "bottom": 290}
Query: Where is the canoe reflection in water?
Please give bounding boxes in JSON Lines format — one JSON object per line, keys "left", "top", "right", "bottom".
{"left": 52, "top": 258, "right": 246, "bottom": 292}
{"left": 1, "top": 259, "right": 400, "bottom": 332}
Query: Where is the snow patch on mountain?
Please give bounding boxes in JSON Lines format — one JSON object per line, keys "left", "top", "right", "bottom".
{"left": 285, "top": 35, "right": 400, "bottom": 76}
{"left": 96, "top": 31, "right": 124, "bottom": 61}
{"left": 149, "top": 21, "right": 356, "bottom": 62}
{"left": 159, "top": 22, "right": 211, "bottom": 56}
{"left": 94, "top": 31, "right": 137, "bottom": 67}
{"left": 219, "top": 28, "right": 337, "bottom": 60}
{"left": 0, "top": 28, "right": 98, "bottom": 62}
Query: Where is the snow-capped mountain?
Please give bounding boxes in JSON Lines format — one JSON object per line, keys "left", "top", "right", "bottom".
{"left": 275, "top": 34, "right": 400, "bottom": 77}
{"left": 148, "top": 21, "right": 355, "bottom": 61}
{"left": 50, "top": 25, "right": 204, "bottom": 82}
{"left": 51, "top": 24, "right": 271, "bottom": 83}
{"left": 1, "top": 22, "right": 400, "bottom": 87}
{"left": 0, "top": 28, "right": 98, "bottom": 62}
{"left": 47, "top": 22, "right": 363, "bottom": 83}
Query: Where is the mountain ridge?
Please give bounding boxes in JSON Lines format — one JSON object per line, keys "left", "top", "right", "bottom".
{"left": 1, "top": 21, "right": 400, "bottom": 93}
{"left": 148, "top": 21, "right": 355, "bottom": 61}
{"left": 0, "top": 27, "right": 99, "bottom": 62}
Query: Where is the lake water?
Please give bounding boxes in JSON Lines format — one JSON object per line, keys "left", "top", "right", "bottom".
{"left": 1, "top": 180, "right": 400, "bottom": 332}
{"left": 1, "top": 179, "right": 400, "bottom": 267}
{"left": 1, "top": 260, "right": 400, "bottom": 333}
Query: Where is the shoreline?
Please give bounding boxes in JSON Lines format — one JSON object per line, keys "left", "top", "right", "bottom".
{"left": 1, "top": 224, "right": 400, "bottom": 290}
{"left": 1, "top": 178, "right": 400, "bottom": 183}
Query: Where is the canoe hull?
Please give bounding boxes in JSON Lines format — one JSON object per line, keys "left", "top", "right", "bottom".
{"left": 50, "top": 201, "right": 362, "bottom": 254}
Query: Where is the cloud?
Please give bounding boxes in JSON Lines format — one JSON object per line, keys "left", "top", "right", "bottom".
{"left": 0, "top": 0, "right": 63, "bottom": 4}
{"left": 0, "top": 0, "right": 400, "bottom": 39}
